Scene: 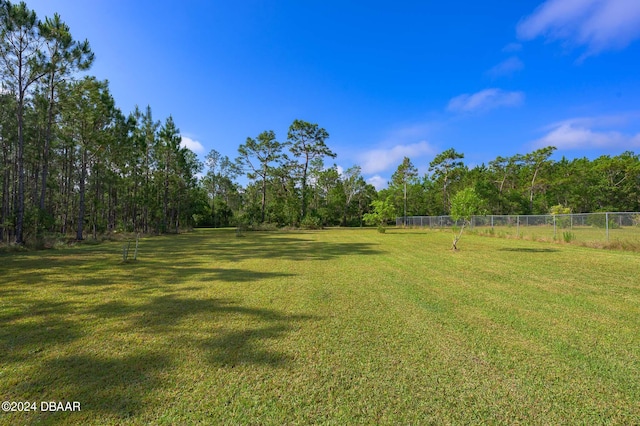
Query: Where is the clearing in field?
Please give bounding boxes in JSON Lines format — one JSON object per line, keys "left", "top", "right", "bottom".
{"left": 1, "top": 228, "right": 638, "bottom": 424}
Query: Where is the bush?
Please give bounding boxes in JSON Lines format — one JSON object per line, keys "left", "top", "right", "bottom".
{"left": 562, "top": 231, "right": 576, "bottom": 243}
{"left": 249, "top": 222, "right": 279, "bottom": 231}
{"left": 377, "top": 226, "right": 386, "bottom": 234}
{"left": 300, "top": 215, "right": 322, "bottom": 230}
{"left": 549, "top": 205, "right": 572, "bottom": 228}
{"left": 0, "top": 242, "right": 28, "bottom": 253}
{"left": 363, "top": 199, "right": 395, "bottom": 227}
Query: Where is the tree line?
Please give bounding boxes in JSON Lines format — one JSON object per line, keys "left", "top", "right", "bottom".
{"left": 0, "top": 0, "right": 374, "bottom": 245}
{"left": 380, "top": 147, "right": 640, "bottom": 222}
{"left": 1, "top": 1, "right": 202, "bottom": 244}
{"left": 220, "top": 142, "right": 639, "bottom": 232}
{"left": 2, "top": 1, "right": 638, "bottom": 247}
{"left": 199, "top": 119, "right": 377, "bottom": 230}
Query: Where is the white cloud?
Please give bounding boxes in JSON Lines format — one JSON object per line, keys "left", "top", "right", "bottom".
{"left": 517, "top": 0, "right": 640, "bottom": 56}
{"left": 532, "top": 115, "right": 640, "bottom": 150}
{"left": 447, "top": 88, "right": 524, "bottom": 113}
{"left": 486, "top": 56, "right": 524, "bottom": 78}
{"left": 366, "top": 175, "right": 387, "bottom": 191}
{"left": 180, "top": 136, "right": 205, "bottom": 154}
{"left": 359, "top": 141, "right": 435, "bottom": 175}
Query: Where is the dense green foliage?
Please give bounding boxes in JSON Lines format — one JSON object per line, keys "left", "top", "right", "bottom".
{"left": 0, "top": 1, "right": 202, "bottom": 245}
{"left": 2, "top": 0, "right": 639, "bottom": 247}
{"left": 1, "top": 229, "right": 638, "bottom": 423}
{"left": 362, "top": 198, "right": 395, "bottom": 229}
{"left": 220, "top": 138, "right": 639, "bottom": 230}
{"left": 380, "top": 147, "right": 640, "bottom": 219}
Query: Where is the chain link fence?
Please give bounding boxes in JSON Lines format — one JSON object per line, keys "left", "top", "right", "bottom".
{"left": 397, "top": 212, "right": 640, "bottom": 245}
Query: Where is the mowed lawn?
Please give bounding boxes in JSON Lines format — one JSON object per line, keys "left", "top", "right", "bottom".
{"left": 1, "top": 228, "right": 638, "bottom": 425}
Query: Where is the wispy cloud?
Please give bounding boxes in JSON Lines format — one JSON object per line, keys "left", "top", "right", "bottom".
{"left": 447, "top": 88, "right": 524, "bottom": 113}
{"left": 532, "top": 114, "right": 640, "bottom": 150}
{"left": 181, "top": 136, "right": 205, "bottom": 154}
{"left": 517, "top": 0, "right": 640, "bottom": 57}
{"left": 359, "top": 141, "right": 435, "bottom": 175}
{"left": 486, "top": 56, "right": 524, "bottom": 78}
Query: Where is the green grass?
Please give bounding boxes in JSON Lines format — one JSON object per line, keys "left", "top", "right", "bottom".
{"left": 1, "top": 228, "right": 639, "bottom": 424}
{"left": 471, "top": 224, "right": 640, "bottom": 250}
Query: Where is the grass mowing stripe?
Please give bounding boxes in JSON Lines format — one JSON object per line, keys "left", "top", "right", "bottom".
{"left": 0, "top": 228, "right": 638, "bottom": 424}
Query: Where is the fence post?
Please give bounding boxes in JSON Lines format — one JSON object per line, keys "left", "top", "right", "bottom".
{"left": 553, "top": 215, "right": 557, "bottom": 238}
{"left": 606, "top": 212, "right": 609, "bottom": 242}
{"left": 517, "top": 215, "right": 519, "bottom": 237}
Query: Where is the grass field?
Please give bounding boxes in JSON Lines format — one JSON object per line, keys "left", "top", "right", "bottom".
{"left": 1, "top": 228, "right": 639, "bottom": 424}
{"left": 470, "top": 224, "right": 640, "bottom": 249}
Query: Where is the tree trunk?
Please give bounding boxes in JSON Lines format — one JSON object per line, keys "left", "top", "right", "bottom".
{"left": 451, "top": 222, "right": 466, "bottom": 251}
{"left": 1, "top": 138, "right": 10, "bottom": 242}
{"left": 76, "top": 148, "right": 87, "bottom": 240}
{"left": 260, "top": 169, "right": 267, "bottom": 223}
{"left": 301, "top": 156, "right": 309, "bottom": 218}
{"left": 40, "top": 75, "right": 56, "bottom": 211}
{"left": 163, "top": 161, "right": 169, "bottom": 233}
{"left": 529, "top": 167, "right": 539, "bottom": 213}
{"left": 15, "top": 88, "right": 26, "bottom": 244}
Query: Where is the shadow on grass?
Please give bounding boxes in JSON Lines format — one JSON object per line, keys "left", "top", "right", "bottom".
{"left": 62, "top": 263, "right": 298, "bottom": 290}
{"left": 88, "top": 294, "right": 313, "bottom": 334}
{"left": 199, "top": 324, "right": 293, "bottom": 367}
{"left": 8, "top": 352, "right": 171, "bottom": 423}
{"left": 2, "top": 293, "right": 316, "bottom": 421}
{"left": 0, "top": 229, "right": 382, "bottom": 290}
{"left": 143, "top": 230, "right": 384, "bottom": 262}
{"left": 0, "top": 299, "right": 82, "bottom": 363}
{"left": 498, "top": 248, "right": 560, "bottom": 253}
{"left": 0, "top": 230, "right": 354, "bottom": 420}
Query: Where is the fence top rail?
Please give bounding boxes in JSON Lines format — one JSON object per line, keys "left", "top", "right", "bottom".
{"left": 398, "top": 212, "right": 640, "bottom": 220}
{"left": 397, "top": 212, "right": 640, "bottom": 227}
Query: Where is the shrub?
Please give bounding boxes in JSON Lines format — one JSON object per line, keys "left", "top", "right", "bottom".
{"left": 0, "top": 242, "right": 28, "bottom": 253}
{"left": 53, "top": 240, "right": 68, "bottom": 250}
{"left": 450, "top": 187, "right": 484, "bottom": 250}
{"left": 549, "top": 205, "right": 572, "bottom": 228}
{"left": 363, "top": 199, "right": 395, "bottom": 228}
{"left": 550, "top": 205, "right": 571, "bottom": 215}
{"left": 249, "top": 222, "right": 279, "bottom": 231}
{"left": 300, "top": 215, "right": 322, "bottom": 230}
{"left": 563, "top": 231, "right": 576, "bottom": 243}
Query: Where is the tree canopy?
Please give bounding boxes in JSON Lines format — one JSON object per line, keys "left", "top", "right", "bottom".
{"left": 1, "top": 0, "right": 639, "bottom": 246}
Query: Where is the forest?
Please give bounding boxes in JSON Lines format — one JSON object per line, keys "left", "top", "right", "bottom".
{"left": 1, "top": 0, "right": 639, "bottom": 246}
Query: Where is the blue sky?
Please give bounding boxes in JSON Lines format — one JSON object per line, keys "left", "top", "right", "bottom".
{"left": 26, "top": 0, "right": 640, "bottom": 189}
